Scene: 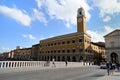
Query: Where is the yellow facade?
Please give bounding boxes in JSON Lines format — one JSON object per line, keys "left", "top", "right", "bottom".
{"left": 39, "top": 32, "right": 91, "bottom": 62}
{"left": 90, "top": 42, "right": 106, "bottom": 63}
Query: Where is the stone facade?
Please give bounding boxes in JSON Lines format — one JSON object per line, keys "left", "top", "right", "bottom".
{"left": 104, "top": 29, "right": 120, "bottom": 63}
{"left": 31, "top": 44, "right": 39, "bottom": 61}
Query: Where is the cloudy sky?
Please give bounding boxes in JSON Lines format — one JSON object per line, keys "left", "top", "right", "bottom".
{"left": 0, "top": 0, "right": 120, "bottom": 52}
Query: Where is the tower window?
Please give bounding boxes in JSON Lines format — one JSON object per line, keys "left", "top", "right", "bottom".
{"left": 79, "top": 12, "right": 81, "bottom": 15}
{"left": 72, "top": 40, "right": 75, "bottom": 43}
{"left": 79, "top": 49, "right": 82, "bottom": 52}
{"left": 54, "top": 50, "right": 56, "bottom": 53}
{"left": 48, "top": 51, "right": 49, "bottom": 53}
{"left": 62, "top": 50, "right": 65, "bottom": 53}
{"left": 62, "top": 41, "right": 65, "bottom": 44}
{"left": 67, "top": 49, "right": 70, "bottom": 53}
{"left": 51, "top": 43, "right": 53, "bottom": 46}
{"left": 72, "top": 49, "right": 75, "bottom": 53}
{"left": 58, "top": 50, "right": 60, "bottom": 53}
{"left": 54, "top": 43, "right": 56, "bottom": 45}
{"left": 79, "top": 39, "right": 82, "bottom": 42}
{"left": 67, "top": 41, "right": 70, "bottom": 44}
{"left": 48, "top": 44, "right": 50, "bottom": 46}
{"left": 58, "top": 42, "right": 61, "bottom": 45}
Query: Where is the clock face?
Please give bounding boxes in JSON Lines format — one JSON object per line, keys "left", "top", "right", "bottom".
{"left": 78, "top": 18, "right": 82, "bottom": 22}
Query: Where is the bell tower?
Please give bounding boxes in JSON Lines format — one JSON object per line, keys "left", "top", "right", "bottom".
{"left": 77, "top": 7, "right": 86, "bottom": 33}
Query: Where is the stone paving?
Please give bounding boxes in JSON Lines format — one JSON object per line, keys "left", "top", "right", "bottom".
{"left": 97, "top": 71, "right": 120, "bottom": 80}
{"left": 0, "top": 61, "right": 92, "bottom": 74}
{"left": 0, "top": 61, "right": 120, "bottom": 80}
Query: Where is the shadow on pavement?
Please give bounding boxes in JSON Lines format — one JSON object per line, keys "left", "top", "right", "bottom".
{"left": 91, "top": 74, "right": 105, "bottom": 77}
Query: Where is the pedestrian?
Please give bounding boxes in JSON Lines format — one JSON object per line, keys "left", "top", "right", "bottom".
{"left": 65, "top": 60, "right": 68, "bottom": 66}
{"left": 110, "top": 62, "right": 114, "bottom": 75}
{"left": 112, "top": 62, "right": 116, "bottom": 73}
{"left": 52, "top": 58, "right": 56, "bottom": 67}
{"left": 106, "top": 61, "right": 110, "bottom": 75}
{"left": 116, "top": 63, "right": 119, "bottom": 72}
{"left": 47, "top": 58, "right": 50, "bottom": 66}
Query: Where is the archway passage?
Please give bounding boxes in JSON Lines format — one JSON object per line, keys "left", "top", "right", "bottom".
{"left": 72, "top": 56, "right": 76, "bottom": 62}
{"left": 79, "top": 56, "right": 83, "bottom": 61}
{"left": 62, "top": 56, "right": 65, "bottom": 61}
{"left": 110, "top": 52, "right": 118, "bottom": 63}
{"left": 67, "top": 56, "right": 70, "bottom": 61}
{"left": 58, "top": 56, "right": 60, "bottom": 61}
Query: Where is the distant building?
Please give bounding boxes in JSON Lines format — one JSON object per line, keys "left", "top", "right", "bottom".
{"left": 14, "top": 47, "right": 31, "bottom": 60}
{"left": 31, "top": 44, "right": 39, "bottom": 61}
{"left": 1, "top": 52, "right": 9, "bottom": 60}
{"left": 10, "top": 50, "right": 16, "bottom": 59}
{"left": 104, "top": 29, "right": 120, "bottom": 64}
{"left": 91, "top": 42, "right": 106, "bottom": 63}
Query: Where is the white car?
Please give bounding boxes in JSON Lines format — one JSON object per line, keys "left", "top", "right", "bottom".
{"left": 100, "top": 62, "right": 106, "bottom": 69}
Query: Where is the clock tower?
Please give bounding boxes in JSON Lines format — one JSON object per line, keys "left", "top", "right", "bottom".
{"left": 77, "top": 7, "right": 86, "bottom": 33}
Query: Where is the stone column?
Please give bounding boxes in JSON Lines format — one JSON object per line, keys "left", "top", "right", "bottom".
{"left": 13, "top": 62, "right": 15, "bottom": 68}
{"left": 7, "top": 62, "right": 10, "bottom": 68}
{"left": 30, "top": 61, "right": 32, "bottom": 67}
{"left": 23, "top": 62, "right": 25, "bottom": 67}
{"left": 4, "top": 62, "right": 7, "bottom": 68}
{"left": 0, "top": 61, "right": 3, "bottom": 68}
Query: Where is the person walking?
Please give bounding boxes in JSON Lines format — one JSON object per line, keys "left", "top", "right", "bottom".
{"left": 65, "top": 60, "right": 68, "bottom": 66}
{"left": 52, "top": 58, "right": 56, "bottom": 67}
{"left": 112, "top": 62, "right": 116, "bottom": 73}
{"left": 106, "top": 61, "right": 110, "bottom": 75}
{"left": 116, "top": 63, "right": 120, "bottom": 72}
{"left": 110, "top": 62, "right": 114, "bottom": 75}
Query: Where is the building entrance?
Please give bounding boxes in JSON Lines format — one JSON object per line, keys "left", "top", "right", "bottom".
{"left": 110, "top": 52, "right": 118, "bottom": 63}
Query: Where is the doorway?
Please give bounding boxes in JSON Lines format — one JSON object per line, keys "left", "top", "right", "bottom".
{"left": 110, "top": 52, "right": 118, "bottom": 63}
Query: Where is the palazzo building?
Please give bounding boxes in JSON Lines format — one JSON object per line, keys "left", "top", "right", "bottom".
{"left": 38, "top": 7, "right": 105, "bottom": 62}
{"left": 104, "top": 29, "right": 120, "bottom": 64}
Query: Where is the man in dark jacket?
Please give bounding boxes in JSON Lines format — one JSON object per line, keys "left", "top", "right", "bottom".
{"left": 106, "top": 61, "right": 110, "bottom": 75}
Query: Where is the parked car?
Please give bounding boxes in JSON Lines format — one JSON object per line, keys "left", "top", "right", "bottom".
{"left": 100, "top": 62, "right": 106, "bottom": 69}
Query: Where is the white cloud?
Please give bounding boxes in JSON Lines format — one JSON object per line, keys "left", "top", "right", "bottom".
{"left": 92, "top": 0, "right": 120, "bottom": 20}
{"left": 0, "top": 46, "right": 10, "bottom": 53}
{"left": 35, "top": 0, "right": 43, "bottom": 9}
{"left": 32, "top": 8, "right": 47, "bottom": 25}
{"left": 87, "top": 30, "right": 104, "bottom": 42}
{"left": 0, "top": 5, "right": 31, "bottom": 26}
{"left": 35, "top": 0, "right": 91, "bottom": 28}
{"left": 22, "top": 34, "right": 36, "bottom": 40}
{"left": 87, "top": 26, "right": 117, "bottom": 42}
{"left": 104, "top": 26, "right": 115, "bottom": 34}
{"left": 103, "top": 16, "right": 111, "bottom": 22}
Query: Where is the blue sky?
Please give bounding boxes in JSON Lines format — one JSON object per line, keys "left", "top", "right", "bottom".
{"left": 0, "top": 0, "right": 120, "bottom": 53}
